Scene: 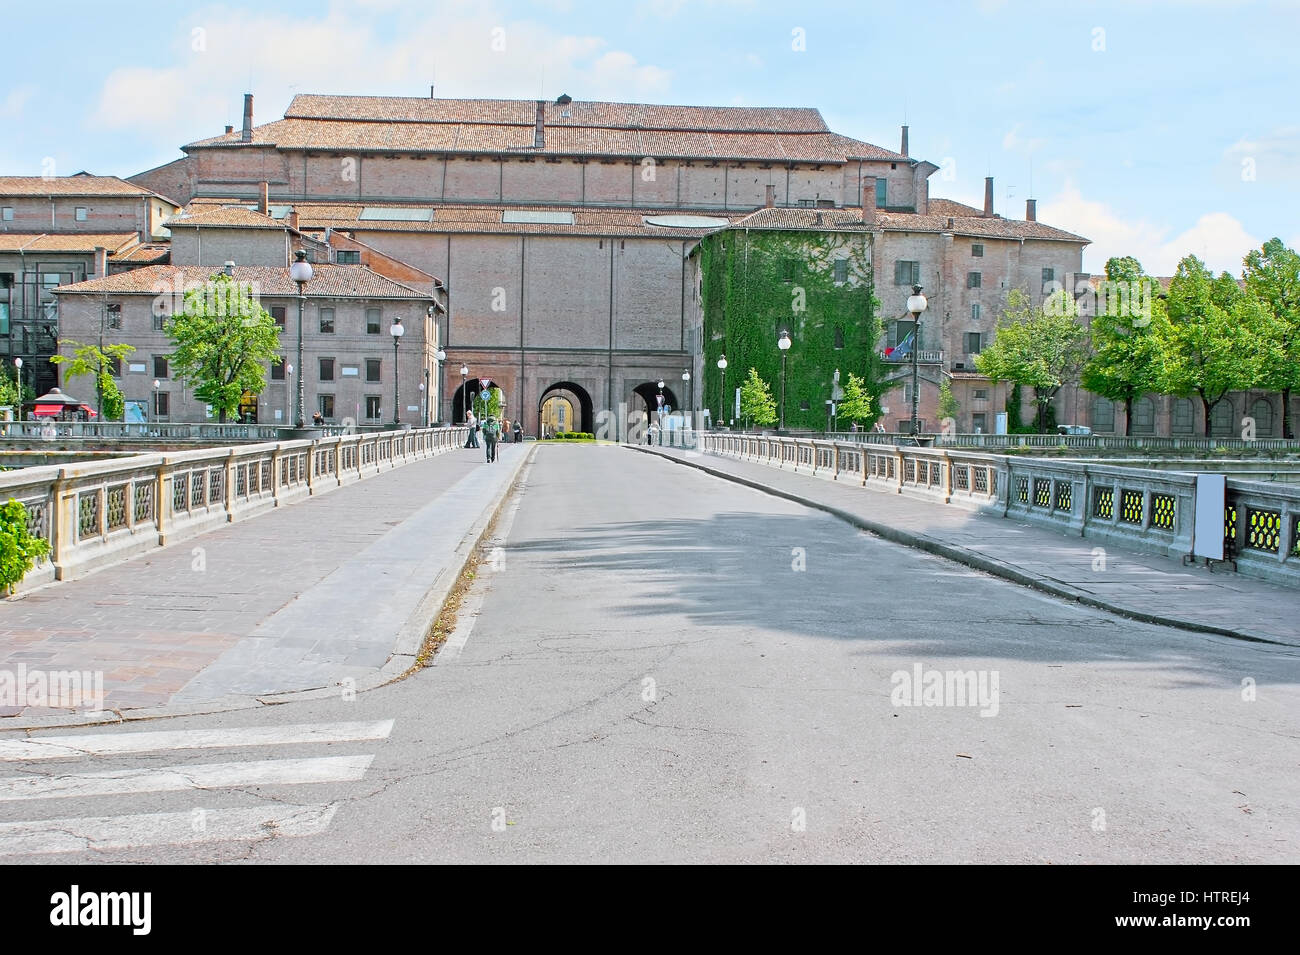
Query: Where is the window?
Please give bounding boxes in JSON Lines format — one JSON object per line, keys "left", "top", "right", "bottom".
{"left": 104, "top": 303, "right": 122, "bottom": 329}
{"left": 365, "top": 396, "right": 382, "bottom": 419}
{"left": 366, "top": 308, "right": 381, "bottom": 334}
{"left": 973, "top": 389, "right": 988, "bottom": 400}
{"left": 154, "top": 391, "right": 169, "bottom": 416}
{"left": 319, "top": 358, "right": 334, "bottom": 381}
{"left": 271, "top": 305, "right": 286, "bottom": 329}
{"left": 108, "top": 356, "right": 122, "bottom": 377}
{"left": 971, "top": 303, "right": 981, "bottom": 322}
{"left": 336, "top": 250, "right": 361, "bottom": 265}
{"left": 972, "top": 412, "right": 987, "bottom": 433}
{"left": 891, "top": 319, "right": 917, "bottom": 348}
{"left": 75, "top": 207, "right": 88, "bottom": 221}
{"left": 833, "top": 259, "right": 848, "bottom": 284}
{"left": 816, "top": 199, "right": 835, "bottom": 208}
{"left": 967, "top": 271, "right": 982, "bottom": 289}
{"left": 894, "top": 260, "right": 920, "bottom": 286}
{"left": 152, "top": 310, "right": 165, "bottom": 331}
{"left": 366, "top": 358, "right": 382, "bottom": 382}
{"left": 1091, "top": 396, "right": 1115, "bottom": 432}
{"left": 318, "top": 394, "right": 334, "bottom": 419}
{"left": 1210, "top": 400, "right": 1235, "bottom": 436}
{"left": 834, "top": 325, "right": 845, "bottom": 349}
{"left": 781, "top": 259, "right": 799, "bottom": 283}
{"left": 319, "top": 308, "right": 335, "bottom": 334}
{"left": 796, "top": 198, "right": 815, "bottom": 208}
{"left": 1042, "top": 267, "right": 1055, "bottom": 284}
{"left": 271, "top": 359, "right": 285, "bottom": 381}
{"left": 1172, "top": 398, "right": 1194, "bottom": 434}
{"left": 153, "top": 356, "right": 168, "bottom": 379}
{"left": 964, "top": 332, "right": 983, "bottom": 354}
{"left": 1, "top": 207, "right": 12, "bottom": 221}
{"left": 875, "top": 178, "right": 887, "bottom": 207}
{"left": 1131, "top": 396, "right": 1155, "bottom": 434}
{"left": 1250, "top": 398, "right": 1274, "bottom": 436}
{"left": 971, "top": 244, "right": 984, "bottom": 257}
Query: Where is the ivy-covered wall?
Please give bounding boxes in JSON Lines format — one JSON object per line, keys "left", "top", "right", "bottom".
{"left": 699, "top": 228, "right": 884, "bottom": 431}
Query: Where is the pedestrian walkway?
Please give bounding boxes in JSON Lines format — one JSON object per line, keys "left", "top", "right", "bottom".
{"left": 638, "top": 445, "right": 1300, "bottom": 646}
{"left": 0, "top": 718, "right": 394, "bottom": 856}
{"left": 0, "top": 443, "right": 532, "bottom": 724}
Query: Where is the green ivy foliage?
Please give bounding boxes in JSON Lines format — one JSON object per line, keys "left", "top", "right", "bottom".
{"left": 0, "top": 499, "right": 50, "bottom": 594}
{"left": 701, "top": 229, "right": 884, "bottom": 431}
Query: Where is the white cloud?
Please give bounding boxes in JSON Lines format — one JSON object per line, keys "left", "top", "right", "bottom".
{"left": 90, "top": 4, "right": 674, "bottom": 140}
{"left": 1002, "top": 122, "right": 1045, "bottom": 154}
{"left": 0, "top": 84, "right": 37, "bottom": 119}
{"left": 1040, "top": 180, "right": 1261, "bottom": 276}
{"left": 1223, "top": 124, "right": 1300, "bottom": 184}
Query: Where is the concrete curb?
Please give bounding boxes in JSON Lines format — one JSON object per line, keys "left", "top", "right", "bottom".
{"left": 633, "top": 445, "right": 1292, "bottom": 648}
{"left": 1, "top": 444, "right": 539, "bottom": 732}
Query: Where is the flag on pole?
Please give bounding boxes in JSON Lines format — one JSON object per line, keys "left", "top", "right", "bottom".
{"left": 885, "top": 331, "right": 915, "bottom": 360}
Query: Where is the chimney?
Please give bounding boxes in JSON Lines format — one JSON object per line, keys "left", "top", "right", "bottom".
{"left": 241, "top": 93, "right": 254, "bottom": 143}
{"left": 93, "top": 246, "right": 107, "bottom": 278}
{"left": 287, "top": 209, "right": 299, "bottom": 233}
{"left": 900, "top": 125, "right": 909, "bottom": 158}
{"left": 534, "top": 100, "right": 545, "bottom": 149}
{"left": 861, "top": 176, "right": 877, "bottom": 224}
{"left": 258, "top": 181, "right": 269, "bottom": 215}
{"left": 1025, "top": 198, "right": 1037, "bottom": 222}
{"left": 983, "top": 176, "right": 994, "bottom": 217}
{"left": 225, "top": 125, "right": 234, "bottom": 135}
{"left": 430, "top": 85, "right": 436, "bottom": 98}
{"left": 765, "top": 184, "right": 775, "bottom": 208}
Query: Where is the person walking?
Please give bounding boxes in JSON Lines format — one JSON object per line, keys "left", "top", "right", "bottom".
{"left": 513, "top": 420, "right": 523, "bottom": 444}
{"left": 465, "top": 410, "right": 479, "bottom": 448}
{"left": 483, "top": 415, "right": 500, "bottom": 463}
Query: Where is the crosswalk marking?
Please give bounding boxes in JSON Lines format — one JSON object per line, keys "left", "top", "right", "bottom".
{"left": 0, "top": 804, "right": 340, "bottom": 856}
{"left": 0, "top": 754, "right": 375, "bottom": 802}
{"left": 0, "top": 720, "right": 395, "bottom": 762}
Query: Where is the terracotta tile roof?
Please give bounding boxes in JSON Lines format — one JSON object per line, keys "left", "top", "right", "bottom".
{"left": 184, "top": 95, "right": 904, "bottom": 164}
{"left": 730, "top": 204, "right": 1089, "bottom": 243}
{"left": 0, "top": 232, "right": 141, "bottom": 254}
{"left": 163, "top": 206, "right": 290, "bottom": 229}
{"left": 283, "top": 202, "right": 746, "bottom": 238}
{"left": 926, "top": 198, "right": 985, "bottom": 217}
{"left": 52, "top": 264, "right": 429, "bottom": 299}
{"left": 111, "top": 242, "right": 170, "bottom": 264}
{"left": 0, "top": 176, "right": 159, "bottom": 198}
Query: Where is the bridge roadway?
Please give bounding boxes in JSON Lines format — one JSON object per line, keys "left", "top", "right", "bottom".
{"left": 0, "top": 443, "right": 1295, "bottom": 863}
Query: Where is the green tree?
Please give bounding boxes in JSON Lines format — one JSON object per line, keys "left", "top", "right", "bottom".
{"left": 739, "top": 367, "right": 777, "bottom": 428}
{"left": 0, "top": 499, "right": 50, "bottom": 594}
{"left": 49, "top": 340, "right": 135, "bottom": 420}
{"left": 975, "top": 288, "right": 1090, "bottom": 432}
{"left": 1157, "top": 255, "right": 1262, "bottom": 437}
{"left": 473, "top": 387, "right": 503, "bottom": 421}
{"left": 166, "top": 273, "right": 281, "bottom": 423}
{"left": 838, "top": 371, "right": 874, "bottom": 424}
{"left": 937, "top": 380, "right": 959, "bottom": 427}
{"left": 0, "top": 366, "right": 20, "bottom": 409}
{"left": 1243, "top": 238, "right": 1300, "bottom": 438}
{"left": 1081, "top": 256, "right": 1164, "bottom": 435}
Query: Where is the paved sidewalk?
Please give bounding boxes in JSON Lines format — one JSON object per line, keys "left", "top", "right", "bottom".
{"left": 0, "top": 443, "right": 532, "bottom": 725}
{"left": 637, "top": 445, "right": 1300, "bottom": 646}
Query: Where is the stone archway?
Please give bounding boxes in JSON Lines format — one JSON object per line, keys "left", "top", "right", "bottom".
{"left": 632, "top": 381, "right": 681, "bottom": 425}
{"left": 538, "top": 381, "right": 594, "bottom": 436}
{"left": 451, "top": 378, "right": 500, "bottom": 424}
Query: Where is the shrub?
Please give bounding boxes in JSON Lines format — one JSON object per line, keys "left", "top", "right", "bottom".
{"left": 0, "top": 498, "right": 50, "bottom": 595}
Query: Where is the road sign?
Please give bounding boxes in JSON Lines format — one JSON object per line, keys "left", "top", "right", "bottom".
{"left": 478, "top": 378, "right": 490, "bottom": 391}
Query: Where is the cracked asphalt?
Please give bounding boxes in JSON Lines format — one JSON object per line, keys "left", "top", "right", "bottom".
{"left": 1, "top": 444, "right": 1297, "bottom": 863}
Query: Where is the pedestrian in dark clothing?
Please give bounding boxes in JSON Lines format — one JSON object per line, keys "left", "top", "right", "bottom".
{"left": 465, "top": 411, "right": 479, "bottom": 448}
{"left": 483, "top": 416, "right": 500, "bottom": 463}
{"left": 513, "top": 421, "right": 523, "bottom": 444}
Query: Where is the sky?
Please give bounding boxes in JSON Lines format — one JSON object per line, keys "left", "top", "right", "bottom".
{"left": 2, "top": 0, "right": 1296, "bottom": 276}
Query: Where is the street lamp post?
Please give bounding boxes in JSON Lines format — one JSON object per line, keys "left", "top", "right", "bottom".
{"left": 285, "top": 363, "right": 293, "bottom": 424}
{"left": 682, "top": 369, "right": 691, "bottom": 430}
{"left": 419, "top": 381, "right": 426, "bottom": 428}
{"left": 434, "top": 348, "right": 445, "bottom": 426}
{"left": 907, "top": 285, "right": 928, "bottom": 438}
{"left": 390, "top": 319, "right": 404, "bottom": 426}
{"left": 13, "top": 357, "right": 21, "bottom": 413}
{"left": 716, "top": 354, "right": 727, "bottom": 430}
{"left": 289, "top": 250, "right": 313, "bottom": 428}
{"left": 460, "top": 364, "right": 468, "bottom": 422}
{"left": 778, "top": 329, "right": 792, "bottom": 431}
{"left": 153, "top": 379, "right": 160, "bottom": 421}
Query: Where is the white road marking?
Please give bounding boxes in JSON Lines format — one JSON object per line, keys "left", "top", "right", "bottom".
{"left": 0, "top": 720, "right": 396, "bottom": 762}
{"left": 0, "top": 755, "right": 375, "bottom": 802}
{"left": 0, "top": 804, "right": 340, "bottom": 856}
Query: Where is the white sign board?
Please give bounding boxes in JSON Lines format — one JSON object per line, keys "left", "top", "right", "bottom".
{"left": 1192, "top": 474, "right": 1226, "bottom": 561}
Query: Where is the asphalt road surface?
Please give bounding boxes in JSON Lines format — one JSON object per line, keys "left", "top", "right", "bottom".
{"left": 2, "top": 445, "right": 1296, "bottom": 864}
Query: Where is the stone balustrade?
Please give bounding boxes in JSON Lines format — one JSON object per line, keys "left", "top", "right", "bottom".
{"left": 697, "top": 432, "right": 1300, "bottom": 585}
{"left": 1, "top": 426, "right": 469, "bottom": 591}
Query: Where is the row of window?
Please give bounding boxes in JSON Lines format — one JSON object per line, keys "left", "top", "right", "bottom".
{"left": 142, "top": 305, "right": 394, "bottom": 333}
{"left": 147, "top": 392, "right": 391, "bottom": 421}
{"left": 270, "top": 357, "right": 388, "bottom": 382}
{"left": 893, "top": 261, "right": 1056, "bottom": 287}
{"left": 0, "top": 207, "right": 88, "bottom": 221}
{"left": 1089, "top": 397, "right": 1277, "bottom": 435}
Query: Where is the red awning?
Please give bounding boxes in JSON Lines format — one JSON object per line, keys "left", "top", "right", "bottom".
{"left": 33, "top": 405, "right": 64, "bottom": 416}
